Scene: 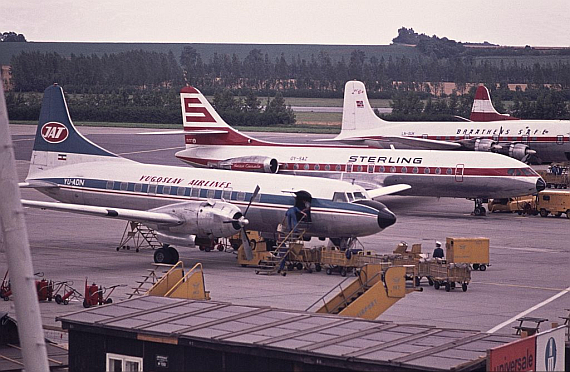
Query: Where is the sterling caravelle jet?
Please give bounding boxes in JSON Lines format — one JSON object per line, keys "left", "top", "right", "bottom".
{"left": 19, "top": 84, "right": 399, "bottom": 264}
{"left": 329, "top": 81, "right": 570, "bottom": 163}
{"left": 174, "top": 86, "right": 546, "bottom": 216}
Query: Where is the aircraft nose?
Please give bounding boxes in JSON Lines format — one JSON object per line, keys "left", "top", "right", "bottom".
{"left": 536, "top": 177, "right": 546, "bottom": 193}
{"left": 377, "top": 207, "right": 397, "bottom": 229}
{"left": 354, "top": 199, "right": 397, "bottom": 230}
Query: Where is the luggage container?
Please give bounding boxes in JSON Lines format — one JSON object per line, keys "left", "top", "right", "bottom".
{"left": 446, "top": 237, "right": 490, "bottom": 271}
{"left": 428, "top": 262, "right": 471, "bottom": 292}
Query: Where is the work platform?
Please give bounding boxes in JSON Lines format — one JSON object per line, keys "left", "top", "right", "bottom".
{"left": 57, "top": 297, "right": 522, "bottom": 371}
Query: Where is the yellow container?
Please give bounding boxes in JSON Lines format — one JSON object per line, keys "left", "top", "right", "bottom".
{"left": 445, "top": 237, "right": 489, "bottom": 265}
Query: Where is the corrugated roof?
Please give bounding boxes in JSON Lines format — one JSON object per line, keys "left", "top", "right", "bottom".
{"left": 57, "top": 297, "right": 517, "bottom": 371}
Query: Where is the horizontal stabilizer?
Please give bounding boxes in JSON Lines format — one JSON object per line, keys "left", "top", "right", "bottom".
{"left": 18, "top": 180, "right": 58, "bottom": 189}
{"left": 22, "top": 199, "right": 183, "bottom": 226}
{"left": 138, "top": 129, "right": 229, "bottom": 135}
{"left": 367, "top": 184, "right": 411, "bottom": 199}
{"left": 379, "top": 136, "right": 462, "bottom": 150}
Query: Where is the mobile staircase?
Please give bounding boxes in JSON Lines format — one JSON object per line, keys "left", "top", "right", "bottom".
{"left": 117, "top": 221, "right": 162, "bottom": 252}
{"left": 307, "top": 264, "right": 414, "bottom": 320}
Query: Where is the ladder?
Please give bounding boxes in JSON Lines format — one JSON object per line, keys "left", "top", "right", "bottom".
{"left": 255, "top": 218, "right": 309, "bottom": 276}
{"left": 127, "top": 262, "right": 177, "bottom": 299}
{"left": 117, "top": 221, "right": 162, "bottom": 252}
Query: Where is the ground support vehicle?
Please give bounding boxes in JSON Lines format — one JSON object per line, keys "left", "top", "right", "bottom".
{"left": 536, "top": 190, "right": 570, "bottom": 218}
{"left": 538, "top": 164, "right": 569, "bottom": 189}
{"left": 446, "top": 237, "right": 490, "bottom": 271}
{"left": 427, "top": 261, "right": 471, "bottom": 292}
{"left": 488, "top": 196, "right": 537, "bottom": 215}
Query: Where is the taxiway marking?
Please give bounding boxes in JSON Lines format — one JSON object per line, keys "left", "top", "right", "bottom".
{"left": 487, "top": 284, "right": 570, "bottom": 333}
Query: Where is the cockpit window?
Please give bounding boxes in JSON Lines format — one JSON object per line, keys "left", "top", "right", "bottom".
{"left": 332, "top": 192, "right": 348, "bottom": 202}
{"left": 353, "top": 192, "right": 366, "bottom": 200}
{"left": 347, "top": 193, "right": 354, "bottom": 202}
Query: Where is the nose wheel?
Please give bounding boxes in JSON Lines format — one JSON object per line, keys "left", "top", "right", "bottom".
{"left": 472, "top": 199, "right": 486, "bottom": 216}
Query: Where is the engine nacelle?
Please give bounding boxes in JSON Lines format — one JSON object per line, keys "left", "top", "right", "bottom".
{"left": 500, "top": 143, "right": 533, "bottom": 161}
{"left": 473, "top": 138, "right": 499, "bottom": 152}
{"left": 215, "top": 156, "right": 279, "bottom": 173}
{"left": 150, "top": 201, "right": 243, "bottom": 242}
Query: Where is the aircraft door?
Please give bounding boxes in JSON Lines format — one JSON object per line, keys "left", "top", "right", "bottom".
{"left": 346, "top": 164, "right": 353, "bottom": 173}
{"left": 294, "top": 190, "right": 312, "bottom": 223}
{"left": 455, "top": 164, "right": 464, "bottom": 182}
{"left": 557, "top": 135, "right": 564, "bottom": 145}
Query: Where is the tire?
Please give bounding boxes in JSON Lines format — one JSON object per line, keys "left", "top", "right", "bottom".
{"left": 216, "top": 244, "right": 224, "bottom": 251}
{"left": 540, "top": 209, "right": 549, "bottom": 217}
{"left": 296, "top": 262, "right": 303, "bottom": 270}
{"left": 479, "top": 264, "right": 487, "bottom": 271}
{"left": 566, "top": 210, "right": 570, "bottom": 219}
{"left": 433, "top": 281, "right": 440, "bottom": 290}
{"left": 204, "top": 245, "right": 212, "bottom": 252}
{"left": 414, "top": 277, "right": 420, "bottom": 287}
{"left": 428, "top": 278, "right": 434, "bottom": 286}
{"left": 474, "top": 207, "right": 482, "bottom": 216}
{"left": 315, "top": 264, "right": 322, "bottom": 272}
{"left": 83, "top": 299, "right": 90, "bottom": 308}
{"left": 3, "top": 296, "right": 8, "bottom": 301}
{"left": 198, "top": 246, "right": 205, "bottom": 251}
{"left": 55, "top": 294, "right": 62, "bottom": 304}
{"left": 340, "top": 268, "right": 347, "bottom": 277}
{"left": 63, "top": 299, "right": 69, "bottom": 305}
{"left": 287, "top": 263, "right": 295, "bottom": 271}
{"left": 326, "top": 268, "right": 332, "bottom": 275}
{"left": 473, "top": 264, "right": 480, "bottom": 270}
{"left": 462, "top": 283, "right": 468, "bottom": 292}
{"left": 555, "top": 212, "right": 562, "bottom": 218}
{"left": 445, "top": 283, "right": 451, "bottom": 292}
{"left": 105, "top": 298, "right": 113, "bottom": 304}
{"left": 167, "top": 247, "right": 179, "bottom": 264}
{"left": 154, "top": 247, "right": 171, "bottom": 264}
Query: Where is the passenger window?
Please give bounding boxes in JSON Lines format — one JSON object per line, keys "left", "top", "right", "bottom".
{"left": 134, "top": 183, "right": 142, "bottom": 193}
{"left": 314, "top": 164, "right": 320, "bottom": 171}
{"left": 163, "top": 185, "right": 171, "bottom": 195}
{"left": 332, "top": 192, "right": 348, "bottom": 202}
{"left": 106, "top": 180, "right": 114, "bottom": 190}
{"left": 207, "top": 189, "right": 216, "bottom": 199}
{"left": 120, "top": 182, "right": 128, "bottom": 191}
{"left": 237, "top": 191, "right": 246, "bottom": 201}
{"left": 335, "top": 165, "right": 342, "bottom": 171}
{"left": 543, "top": 195, "right": 550, "bottom": 201}
{"left": 177, "top": 187, "right": 186, "bottom": 196}
{"left": 191, "top": 188, "right": 200, "bottom": 198}
{"left": 148, "top": 184, "right": 157, "bottom": 194}
{"left": 325, "top": 164, "right": 331, "bottom": 171}
{"left": 222, "top": 188, "right": 232, "bottom": 200}
{"left": 424, "top": 167, "right": 430, "bottom": 174}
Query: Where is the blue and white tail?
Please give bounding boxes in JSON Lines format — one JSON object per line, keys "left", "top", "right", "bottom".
{"left": 341, "top": 80, "right": 388, "bottom": 134}
{"left": 28, "top": 84, "right": 123, "bottom": 177}
{"left": 180, "top": 86, "right": 267, "bottom": 146}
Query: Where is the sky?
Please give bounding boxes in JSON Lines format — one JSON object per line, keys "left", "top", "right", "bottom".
{"left": 2, "top": 0, "right": 570, "bottom": 47}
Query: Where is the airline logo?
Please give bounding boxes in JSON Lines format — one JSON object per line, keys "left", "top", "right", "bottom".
{"left": 41, "top": 122, "right": 69, "bottom": 143}
{"left": 356, "top": 100, "right": 364, "bottom": 108}
{"left": 183, "top": 96, "right": 216, "bottom": 123}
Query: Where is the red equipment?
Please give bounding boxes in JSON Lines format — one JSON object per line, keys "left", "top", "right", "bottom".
{"left": 83, "top": 278, "right": 123, "bottom": 308}
{"left": 53, "top": 281, "right": 81, "bottom": 305}
{"left": 35, "top": 279, "right": 54, "bottom": 301}
{"left": 0, "top": 271, "right": 11, "bottom": 301}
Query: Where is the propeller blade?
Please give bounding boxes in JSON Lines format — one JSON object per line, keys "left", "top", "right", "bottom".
{"left": 240, "top": 228, "right": 253, "bottom": 260}
{"left": 223, "top": 212, "right": 249, "bottom": 230}
{"left": 243, "top": 185, "right": 260, "bottom": 217}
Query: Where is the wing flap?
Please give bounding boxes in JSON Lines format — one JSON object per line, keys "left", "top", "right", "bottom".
{"left": 21, "top": 199, "right": 183, "bottom": 225}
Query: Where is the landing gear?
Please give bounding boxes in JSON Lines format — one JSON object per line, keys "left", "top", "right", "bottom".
{"left": 472, "top": 199, "right": 486, "bottom": 216}
{"left": 153, "top": 244, "right": 179, "bottom": 265}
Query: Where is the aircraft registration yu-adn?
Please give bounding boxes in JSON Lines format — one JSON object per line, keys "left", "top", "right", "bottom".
{"left": 173, "top": 86, "right": 545, "bottom": 215}
{"left": 329, "top": 81, "right": 570, "bottom": 164}
{"left": 20, "top": 84, "right": 399, "bottom": 264}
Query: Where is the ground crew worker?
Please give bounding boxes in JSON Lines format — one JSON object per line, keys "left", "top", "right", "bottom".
{"left": 285, "top": 205, "right": 306, "bottom": 232}
{"left": 433, "top": 241, "right": 444, "bottom": 259}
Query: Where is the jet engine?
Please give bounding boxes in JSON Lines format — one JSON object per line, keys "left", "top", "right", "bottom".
{"left": 500, "top": 143, "right": 535, "bottom": 161}
{"left": 215, "top": 156, "right": 279, "bottom": 173}
{"left": 473, "top": 138, "right": 500, "bottom": 152}
{"left": 149, "top": 200, "right": 246, "bottom": 246}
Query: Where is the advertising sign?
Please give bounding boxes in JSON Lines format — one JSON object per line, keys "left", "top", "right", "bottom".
{"left": 535, "top": 326, "right": 566, "bottom": 372}
{"left": 487, "top": 335, "right": 536, "bottom": 371}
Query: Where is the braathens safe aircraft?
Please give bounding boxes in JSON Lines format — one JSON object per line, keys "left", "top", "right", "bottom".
{"left": 20, "top": 84, "right": 399, "bottom": 264}
{"left": 173, "top": 86, "right": 545, "bottom": 216}
{"left": 470, "top": 85, "right": 520, "bottom": 122}
{"left": 329, "top": 81, "right": 570, "bottom": 164}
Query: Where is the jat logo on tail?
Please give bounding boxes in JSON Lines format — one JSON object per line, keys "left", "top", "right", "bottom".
{"left": 41, "top": 122, "right": 69, "bottom": 143}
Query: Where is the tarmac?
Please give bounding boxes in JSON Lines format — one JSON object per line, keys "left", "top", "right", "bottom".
{"left": 1, "top": 125, "right": 569, "bottom": 340}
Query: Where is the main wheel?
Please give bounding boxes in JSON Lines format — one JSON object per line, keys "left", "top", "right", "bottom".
{"left": 167, "top": 247, "right": 179, "bottom": 264}
{"left": 445, "top": 283, "right": 451, "bottom": 292}
{"left": 154, "top": 247, "right": 171, "bottom": 264}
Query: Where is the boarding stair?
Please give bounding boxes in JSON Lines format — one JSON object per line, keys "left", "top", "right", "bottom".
{"left": 307, "top": 264, "right": 409, "bottom": 320}
{"left": 145, "top": 261, "right": 210, "bottom": 300}
{"left": 127, "top": 262, "right": 177, "bottom": 299}
{"left": 255, "top": 217, "right": 310, "bottom": 276}
{"left": 117, "top": 221, "right": 162, "bottom": 252}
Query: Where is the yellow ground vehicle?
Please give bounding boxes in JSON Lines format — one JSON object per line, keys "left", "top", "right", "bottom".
{"left": 536, "top": 190, "right": 570, "bottom": 218}
{"left": 488, "top": 196, "right": 537, "bottom": 215}
{"left": 537, "top": 164, "right": 569, "bottom": 189}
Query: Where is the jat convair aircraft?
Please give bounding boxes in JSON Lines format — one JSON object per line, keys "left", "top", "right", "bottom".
{"left": 173, "top": 87, "right": 545, "bottom": 216}
{"left": 19, "top": 84, "right": 399, "bottom": 264}
{"left": 329, "top": 81, "right": 570, "bottom": 164}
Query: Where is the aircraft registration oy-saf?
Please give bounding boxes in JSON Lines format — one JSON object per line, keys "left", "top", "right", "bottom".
{"left": 20, "top": 84, "right": 399, "bottom": 264}
{"left": 328, "top": 81, "right": 570, "bottom": 164}
{"left": 173, "top": 86, "right": 545, "bottom": 216}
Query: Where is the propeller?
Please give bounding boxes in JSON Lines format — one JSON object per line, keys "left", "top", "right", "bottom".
{"left": 225, "top": 185, "right": 260, "bottom": 261}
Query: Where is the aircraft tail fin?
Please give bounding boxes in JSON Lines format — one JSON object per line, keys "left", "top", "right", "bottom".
{"left": 470, "top": 85, "right": 519, "bottom": 121}
{"left": 28, "top": 84, "right": 122, "bottom": 177}
{"left": 180, "top": 86, "right": 264, "bottom": 145}
{"left": 340, "top": 80, "right": 388, "bottom": 134}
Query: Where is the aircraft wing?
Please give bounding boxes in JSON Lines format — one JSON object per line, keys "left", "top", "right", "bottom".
{"left": 317, "top": 136, "right": 462, "bottom": 150}
{"left": 21, "top": 199, "right": 183, "bottom": 226}
{"left": 367, "top": 184, "right": 412, "bottom": 199}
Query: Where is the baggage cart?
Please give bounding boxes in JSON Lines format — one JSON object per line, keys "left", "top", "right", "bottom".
{"left": 428, "top": 261, "right": 470, "bottom": 292}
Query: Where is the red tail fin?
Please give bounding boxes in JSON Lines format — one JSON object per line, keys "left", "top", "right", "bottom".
{"left": 470, "top": 86, "right": 519, "bottom": 121}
